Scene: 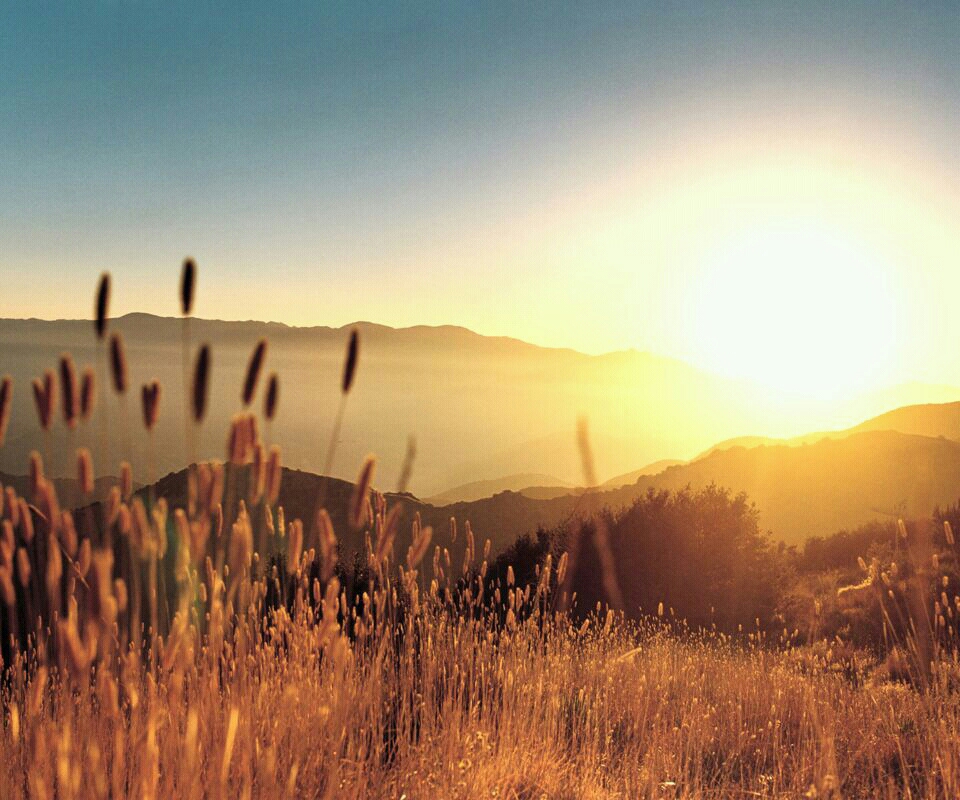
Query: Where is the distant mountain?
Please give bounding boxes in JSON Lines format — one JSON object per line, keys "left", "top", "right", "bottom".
{"left": 516, "top": 485, "right": 589, "bottom": 500}
{"left": 425, "top": 473, "right": 571, "bottom": 505}
{"left": 635, "top": 429, "right": 960, "bottom": 544}
{"left": 691, "top": 401, "right": 960, "bottom": 462}
{"left": 694, "top": 436, "right": 786, "bottom": 460}
{"left": 0, "top": 313, "right": 773, "bottom": 497}
{"left": 850, "top": 401, "right": 960, "bottom": 440}
{"left": 425, "top": 459, "right": 685, "bottom": 506}
{"left": 79, "top": 413, "right": 960, "bottom": 575}
{"left": 506, "top": 401, "right": 960, "bottom": 545}
{"left": 2, "top": 313, "right": 958, "bottom": 506}
{"left": 291, "top": 427, "right": 960, "bottom": 551}
{"left": 601, "top": 459, "right": 685, "bottom": 488}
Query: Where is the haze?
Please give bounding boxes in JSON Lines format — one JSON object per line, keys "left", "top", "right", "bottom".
{"left": 4, "top": 3, "right": 960, "bottom": 416}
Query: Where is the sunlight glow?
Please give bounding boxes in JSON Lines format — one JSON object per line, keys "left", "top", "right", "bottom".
{"left": 690, "top": 220, "right": 900, "bottom": 401}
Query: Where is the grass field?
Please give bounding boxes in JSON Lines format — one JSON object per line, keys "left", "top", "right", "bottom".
{"left": 3, "top": 598, "right": 959, "bottom": 799}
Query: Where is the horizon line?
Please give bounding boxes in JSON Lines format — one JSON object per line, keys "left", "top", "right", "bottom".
{"left": 0, "top": 311, "right": 661, "bottom": 362}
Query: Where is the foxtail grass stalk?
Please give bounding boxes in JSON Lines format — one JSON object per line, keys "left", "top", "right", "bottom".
{"left": 313, "top": 328, "right": 360, "bottom": 523}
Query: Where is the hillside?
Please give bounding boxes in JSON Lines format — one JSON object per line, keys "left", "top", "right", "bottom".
{"left": 693, "top": 400, "right": 960, "bottom": 461}
{"left": 850, "top": 400, "right": 960, "bottom": 440}
{"left": 637, "top": 429, "right": 960, "bottom": 543}
{"left": 601, "top": 459, "right": 685, "bottom": 488}
{"left": 79, "top": 461, "right": 631, "bottom": 571}
{"left": 64, "top": 422, "right": 960, "bottom": 561}
{"left": 431, "top": 402, "right": 960, "bottom": 512}
{"left": 494, "top": 427, "right": 960, "bottom": 545}
{"left": 429, "top": 423, "right": 960, "bottom": 548}
{"left": 424, "top": 473, "right": 571, "bottom": 505}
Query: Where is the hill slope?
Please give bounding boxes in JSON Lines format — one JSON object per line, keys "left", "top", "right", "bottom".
{"left": 601, "top": 459, "right": 685, "bottom": 488}
{"left": 638, "top": 429, "right": 960, "bottom": 543}
{"left": 135, "top": 465, "right": 587, "bottom": 567}
{"left": 694, "top": 400, "right": 960, "bottom": 461}
{"left": 425, "top": 474, "right": 572, "bottom": 505}
{"left": 850, "top": 401, "right": 960, "bottom": 440}
{"left": 97, "top": 423, "right": 960, "bottom": 569}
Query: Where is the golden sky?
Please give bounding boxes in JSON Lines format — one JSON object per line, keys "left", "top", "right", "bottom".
{"left": 4, "top": 4, "right": 960, "bottom": 417}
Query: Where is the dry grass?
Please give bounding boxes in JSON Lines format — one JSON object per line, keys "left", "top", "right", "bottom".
{"left": 0, "top": 269, "right": 959, "bottom": 799}
{"left": 2, "top": 605, "right": 960, "bottom": 799}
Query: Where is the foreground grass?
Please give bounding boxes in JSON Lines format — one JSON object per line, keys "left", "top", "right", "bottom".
{"left": 2, "top": 601, "right": 958, "bottom": 800}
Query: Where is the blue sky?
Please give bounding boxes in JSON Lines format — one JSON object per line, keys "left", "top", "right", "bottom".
{"left": 3, "top": 3, "right": 960, "bottom": 386}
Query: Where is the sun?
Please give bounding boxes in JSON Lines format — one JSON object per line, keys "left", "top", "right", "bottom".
{"left": 688, "top": 219, "right": 900, "bottom": 401}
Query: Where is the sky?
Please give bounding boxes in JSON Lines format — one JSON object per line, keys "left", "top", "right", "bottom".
{"left": 4, "top": 2, "right": 960, "bottom": 397}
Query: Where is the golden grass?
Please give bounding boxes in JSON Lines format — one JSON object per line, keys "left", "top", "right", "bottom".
{"left": 2, "top": 604, "right": 960, "bottom": 799}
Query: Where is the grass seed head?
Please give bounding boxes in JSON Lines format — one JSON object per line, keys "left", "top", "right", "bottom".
{"left": 95, "top": 272, "right": 111, "bottom": 339}
{"left": 286, "top": 519, "right": 303, "bottom": 575}
{"left": 32, "top": 371, "right": 56, "bottom": 431}
{"left": 228, "top": 414, "right": 253, "bottom": 464}
{"left": 120, "top": 461, "right": 133, "bottom": 501}
{"left": 61, "top": 510, "right": 78, "bottom": 557}
{"left": 141, "top": 380, "right": 161, "bottom": 431}
{"left": 59, "top": 353, "right": 79, "bottom": 428}
{"left": 38, "top": 479, "right": 61, "bottom": 534}
{"left": 315, "top": 508, "right": 337, "bottom": 582}
{"left": 251, "top": 443, "right": 265, "bottom": 504}
{"left": 17, "top": 498, "right": 32, "bottom": 543}
{"left": 77, "top": 538, "right": 91, "bottom": 578}
{"left": 265, "top": 372, "right": 279, "bottom": 421}
{"left": 0, "top": 564, "right": 13, "bottom": 606}
{"left": 180, "top": 257, "right": 196, "bottom": 316}
{"left": 45, "top": 532, "right": 63, "bottom": 595}
{"left": 243, "top": 339, "right": 267, "bottom": 407}
{"left": 265, "top": 446, "right": 282, "bottom": 505}
{"left": 76, "top": 447, "right": 95, "bottom": 495}
{"left": 192, "top": 344, "right": 210, "bottom": 423}
{"left": 342, "top": 328, "right": 359, "bottom": 394}
{"left": 229, "top": 512, "right": 253, "bottom": 577}
{"left": 396, "top": 435, "right": 416, "bottom": 494}
{"left": 15, "top": 546, "right": 30, "bottom": 587}
{"left": 29, "top": 451, "right": 44, "bottom": 499}
{"left": 109, "top": 333, "right": 128, "bottom": 394}
{"left": 407, "top": 524, "right": 432, "bottom": 570}
{"left": 3, "top": 488, "right": 17, "bottom": 527}
{"left": 0, "top": 375, "right": 11, "bottom": 446}
{"left": 80, "top": 367, "right": 96, "bottom": 421}
{"left": 105, "top": 486, "right": 120, "bottom": 528}
{"left": 350, "top": 456, "right": 376, "bottom": 530}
